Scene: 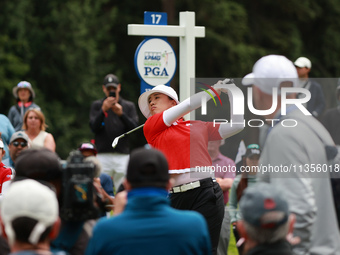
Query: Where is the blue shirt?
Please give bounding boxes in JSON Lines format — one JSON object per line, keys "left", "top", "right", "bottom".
{"left": 85, "top": 188, "right": 211, "bottom": 255}
{"left": 0, "top": 114, "right": 15, "bottom": 160}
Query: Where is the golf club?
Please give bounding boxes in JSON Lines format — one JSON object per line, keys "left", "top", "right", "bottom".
{"left": 112, "top": 124, "right": 145, "bottom": 148}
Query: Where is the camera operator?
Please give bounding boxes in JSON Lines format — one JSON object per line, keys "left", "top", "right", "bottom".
{"left": 12, "top": 148, "right": 107, "bottom": 255}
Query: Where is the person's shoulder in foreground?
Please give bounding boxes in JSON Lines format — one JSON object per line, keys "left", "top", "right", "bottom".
{"left": 85, "top": 147, "right": 211, "bottom": 255}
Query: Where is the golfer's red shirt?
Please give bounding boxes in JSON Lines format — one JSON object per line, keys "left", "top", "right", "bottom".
{"left": 0, "top": 162, "right": 15, "bottom": 194}
{"left": 144, "top": 112, "right": 222, "bottom": 174}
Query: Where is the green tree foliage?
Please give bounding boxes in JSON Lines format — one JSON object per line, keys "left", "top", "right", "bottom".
{"left": 1, "top": 0, "right": 340, "bottom": 158}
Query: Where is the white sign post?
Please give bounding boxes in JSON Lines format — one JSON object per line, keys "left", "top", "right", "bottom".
{"left": 128, "top": 11, "right": 205, "bottom": 103}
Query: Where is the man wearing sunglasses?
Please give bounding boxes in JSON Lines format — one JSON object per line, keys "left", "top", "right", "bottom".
{"left": 2, "top": 131, "right": 30, "bottom": 168}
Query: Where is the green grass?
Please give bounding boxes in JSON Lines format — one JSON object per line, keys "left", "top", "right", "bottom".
{"left": 227, "top": 224, "right": 239, "bottom": 255}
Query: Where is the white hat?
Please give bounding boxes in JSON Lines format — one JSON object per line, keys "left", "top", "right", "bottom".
{"left": 12, "top": 81, "right": 36, "bottom": 99}
{"left": 294, "top": 57, "right": 312, "bottom": 69}
{"left": 0, "top": 140, "right": 4, "bottom": 149}
{"left": 138, "top": 85, "right": 179, "bottom": 118}
{"left": 1, "top": 179, "right": 59, "bottom": 245}
{"left": 242, "top": 55, "right": 298, "bottom": 95}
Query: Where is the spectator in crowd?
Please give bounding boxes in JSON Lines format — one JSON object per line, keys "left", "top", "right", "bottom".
{"left": 321, "top": 82, "right": 340, "bottom": 228}
{"left": 294, "top": 57, "right": 325, "bottom": 118}
{"left": 0, "top": 115, "right": 15, "bottom": 161}
{"left": 229, "top": 144, "right": 261, "bottom": 253}
{"left": 236, "top": 183, "right": 295, "bottom": 255}
{"left": 0, "top": 179, "right": 61, "bottom": 255}
{"left": 90, "top": 74, "right": 138, "bottom": 189}
{"left": 242, "top": 54, "right": 340, "bottom": 254}
{"left": 13, "top": 148, "right": 97, "bottom": 255}
{"left": 208, "top": 139, "right": 235, "bottom": 204}
{"left": 138, "top": 81, "right": 244, "bottom": 255}
{"left": 78, "top": 142, "right": 114, "bottom": 196}
{"left": 8, "top": 81, "right": 41, "bottom": 131}
{"left": 0, "top": 139, "right": 15, "bottom": 200}
{"left": 22, "top": 108, "right": 56, "bottom": 152}
{"left": 208, "top": 139, "right": 235, "bottom": 255}
{"left": 2, "top": 131, "right": 30, "bottom": 168}
{"left": 321, "top": 83, "right": 340, "bottom": 145}
{"left": 85, "top": 147, "right": 211, "bottom": 255}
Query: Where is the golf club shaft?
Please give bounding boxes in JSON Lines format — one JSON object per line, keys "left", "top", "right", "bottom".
{"left": 124, "top": 124, "right": 145, "bottom": 136}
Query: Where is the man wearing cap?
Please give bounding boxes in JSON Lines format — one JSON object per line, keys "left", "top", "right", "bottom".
{"left": 242, "top": 55, "right": 340, "bottom": 254}
{"left": 294, "top": 56, "right": 325, "bottom": 118}
{"left": 8, "top": 81, "right": 41, "bottom": 131}
{"left": 236, "top": 183, "right": 295, "bottom": 255}
{"left": 85, "top": 147, "right": 211, "bottom": 255}
{"left": 90, "top": 74, "right": 138, "bottom": 189}
{"left": 2, "top": 131, "right": 30, "bottom": 168}
{"left": 0, "top": 179, "right": 61, "bottom": 255}
{"left": 0, "top": 139, "right": 15, "bottom": 199}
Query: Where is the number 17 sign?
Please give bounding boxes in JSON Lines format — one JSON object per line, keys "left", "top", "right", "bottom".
{"left": 144, "top": 11, "right": 167, "bottom": 26}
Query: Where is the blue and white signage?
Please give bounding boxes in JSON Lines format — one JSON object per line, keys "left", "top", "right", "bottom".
{"left": 134, "top": 11, "right": 177, "bottom": 94}
{"left": 135, "top": 38, "right": 176, "bottom": 87}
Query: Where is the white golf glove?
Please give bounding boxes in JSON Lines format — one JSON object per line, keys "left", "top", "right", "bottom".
{"left": 213, "top": 79, "right": 236, "bottom": 94}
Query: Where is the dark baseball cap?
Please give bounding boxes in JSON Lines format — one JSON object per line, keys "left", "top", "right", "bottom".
{"left": 245, "top": 144, "right": 261, "bottom": 158}
{"left": 14, "top": 148, "right": 62, "bottom": 181}
{"left": 240, "top": 183, "right": 289, "bottom": 228}
{"left": 103, "top": 74, "right": 119, "bottom": 88}
{"left": 127, "top": 147, "right": 169, "bottom": 188}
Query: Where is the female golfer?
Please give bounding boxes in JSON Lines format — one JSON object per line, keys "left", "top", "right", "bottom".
{"left": 138, "top": 80, "right": 244, "bottom": 255}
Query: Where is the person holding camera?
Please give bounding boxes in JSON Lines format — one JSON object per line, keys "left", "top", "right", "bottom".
{"left": 89, "top": 74, "right": 138, "bottom": 190}
{"left": 11, "top": 148, "right": 106, "bottom": 255}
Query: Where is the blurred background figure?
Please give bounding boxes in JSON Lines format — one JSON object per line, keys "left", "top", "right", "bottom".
{"left": 0, "top": 179, "right": 60, "bottom": 255}
{"left": 8, "top": 81, "right": 41, "bottom": 131}
{"left": 78, "top": 142, "right": 114, "bottom": 197}
{"left": 2, "top": 131, "right": 30, "bottom": 168}
{"left": 22, "top": 108, "right": 56, "bottom": 152}
{"left": 0, "top": 115, "right": 15, "bottom": 161}
{"left": 229, "top": 144, "right": 261, "bottom": 254}
{"left": 236, "top": 183, "right": 295, "bottom": 255}
{"left": 321, "top": 82, "right": 340, "bottom": 145}
{"left": 321, "top": 81, "right": 340, "bottom": 229}
{"left": 245, "top": 55, "right": 340, "bottom": 254}
{"left": 294, "top": 57, "right": 325, "bottom": 119}
{"left": 208, "top": 139, "right": 235, "bottom": 255}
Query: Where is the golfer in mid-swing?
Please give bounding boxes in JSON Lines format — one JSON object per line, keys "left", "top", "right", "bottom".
{"left": 138, "top": 80, "right": 244, "bottom": 254}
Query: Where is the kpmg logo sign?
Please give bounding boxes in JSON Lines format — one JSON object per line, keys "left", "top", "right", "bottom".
{"left": 135, "top": 38, "right": 176, "bottom": 86}
{"left": 198, "top": 80, "right": 312, "bottom": 128}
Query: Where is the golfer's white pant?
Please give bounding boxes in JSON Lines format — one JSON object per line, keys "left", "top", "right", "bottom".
{"left": 97, "top": 153, "right": 129, "bottom": 191}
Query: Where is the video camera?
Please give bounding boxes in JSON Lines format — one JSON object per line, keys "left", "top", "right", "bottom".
{"left": 60, "top": 150, "right": 105, "bottom": 222}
